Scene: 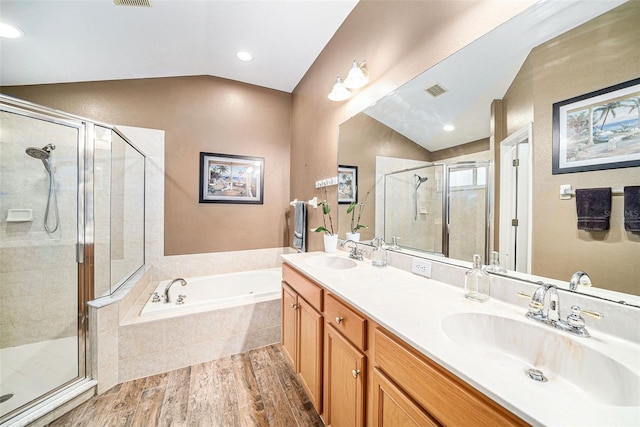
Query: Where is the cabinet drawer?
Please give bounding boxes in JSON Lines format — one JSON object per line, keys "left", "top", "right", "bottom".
{"left": 282, "top": 263, "right": 323, "bottom": 311}
{"left": 374, "top": 328, "right": 525, "bottom": 427}
{"left": 324, "top": 293, "right": 367, "bottom": 350}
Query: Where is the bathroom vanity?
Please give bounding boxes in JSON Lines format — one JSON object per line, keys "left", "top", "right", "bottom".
{"left": 281, "top": 251, "right": 640, "bottom": 426}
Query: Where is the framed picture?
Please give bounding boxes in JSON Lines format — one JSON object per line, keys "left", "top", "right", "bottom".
{"left": 338, "top": 165, "right": 358, "bottom": 204}
{"left": 199, "top": 152, "right": 264, "bottom": 204}
{"left": 552, "top": 77, "right": 640, "bottom": 174}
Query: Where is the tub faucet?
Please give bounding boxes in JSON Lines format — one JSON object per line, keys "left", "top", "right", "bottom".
{"left": 164, "top": 278, "right": 187, "bottom": 303}
{"left": 341, "top": 239, "right": 363, "bottom": 260}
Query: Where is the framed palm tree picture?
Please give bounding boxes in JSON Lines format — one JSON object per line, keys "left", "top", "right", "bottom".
{"left": 552, "top": 77, "right": 640, "bottom": 174}
{"left": 199, "top": 152, "right": 264, "bottom": 203}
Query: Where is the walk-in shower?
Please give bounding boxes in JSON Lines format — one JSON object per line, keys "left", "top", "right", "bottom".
{"left": 0, "top": 95, "right": 146, "bottom": 425}
{"left": 384, "top": 161, "right": 490, "bottom": 261}
{"left": 25, "top": 144, "right": 59, "bottom": 233}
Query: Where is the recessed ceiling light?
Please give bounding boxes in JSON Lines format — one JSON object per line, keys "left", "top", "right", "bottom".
{"left": 236, "top": 51, "right": 253, "bottom": 62}
{"left": 443, "top": 124, "right": 455, "bottom": 132}
{"left": 0, "top": 23, "right": 23, "bottom": 39}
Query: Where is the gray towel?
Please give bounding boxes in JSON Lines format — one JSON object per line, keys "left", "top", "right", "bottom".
{"left": 575, "top": 188, "right": 611, "bottom": 231}
{"left": 293, "top": 201, "right": 306, "bottom": 252}
{"left": 624, "top": 186, "right": 640, "bottom": 232}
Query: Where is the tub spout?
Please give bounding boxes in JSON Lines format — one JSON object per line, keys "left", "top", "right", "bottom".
{"left": 164, "top": 278, "right": 187, "bottom": 303}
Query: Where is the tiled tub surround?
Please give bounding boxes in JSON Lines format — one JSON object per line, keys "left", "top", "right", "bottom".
{"left": 282, "top": 250, "right": 640, "bottom": 426}
{"left": 89, "top": 247, "right": 291, "bottom": 394}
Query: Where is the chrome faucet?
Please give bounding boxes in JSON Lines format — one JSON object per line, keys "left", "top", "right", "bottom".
{"left": 569, "top": 271, "right": 591, "bottom": 291}
{"left": 164, "top": 278, "right": 187, "bottom": 303}
{"left": 341, "top": 239, "right": 363, "bottom": 260}
{"left": 519, "top": 283, "right": 603, "bottom": 338}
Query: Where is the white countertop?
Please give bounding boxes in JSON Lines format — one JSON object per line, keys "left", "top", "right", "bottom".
{"left": 281, "top": 251, "right": 640, "bottom": 427}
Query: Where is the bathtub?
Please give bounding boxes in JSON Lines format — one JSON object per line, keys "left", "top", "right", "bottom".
{"left": 140, "top": 267, "right": 282, "bottom": 317}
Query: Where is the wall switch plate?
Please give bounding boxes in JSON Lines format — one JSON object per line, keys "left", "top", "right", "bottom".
{"left": 411, "top": 258, "right": 432, "bottom": 278}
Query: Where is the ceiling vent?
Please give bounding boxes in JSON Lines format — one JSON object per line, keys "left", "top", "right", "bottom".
{"left": 113, "top": 0, "right": 152, "bottom": 7}
{"left": 424, "top": 83, "right": 448, "bottom": 98}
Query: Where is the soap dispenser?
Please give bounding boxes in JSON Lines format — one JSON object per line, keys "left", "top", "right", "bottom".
{"left": 484, "top": 251, "right": 507, "bottom": 274}
{"left": 465, "top": 254, "right": 490, "bottom": 302}
{"left": 371, "top": 237, "right": 387, "bottom": 267}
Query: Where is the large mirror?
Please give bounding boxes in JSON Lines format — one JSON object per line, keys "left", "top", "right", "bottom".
{"left": 338, "top": 0, "right": 640, "bottom": 304}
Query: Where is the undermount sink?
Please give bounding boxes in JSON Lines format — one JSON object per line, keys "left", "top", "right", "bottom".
{"left": 441, "top": 312, "right": 640, "bottom": 407}
{"left": 305, "top": 255, "right": 357, "bottom": 270}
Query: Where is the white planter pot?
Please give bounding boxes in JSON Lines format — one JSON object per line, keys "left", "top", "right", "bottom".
{"left": 323, "top": 234, "right": 338, "bottom": 253}
{"left": 345, "top": 232, "right": 360, "bottom": 242}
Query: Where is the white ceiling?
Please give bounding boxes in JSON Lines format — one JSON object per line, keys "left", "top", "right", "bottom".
{"left": 0, "top": 0, "right": 358, "bottom": 92}
{"left": 363, "top": 0, "right": 627, "bottom": 152}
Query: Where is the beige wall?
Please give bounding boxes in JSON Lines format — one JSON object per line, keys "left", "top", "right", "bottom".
{"left": 2, "top": 76, "right": 292, "bottom": 255}
{"left": 502, "top": 2, "right": 640, "bottom": 294}
{"left": 337, "top": 113, "right": 431, "bottom": 241}
{"left": 291, "top": 0, "right": 533, "bottom": 251}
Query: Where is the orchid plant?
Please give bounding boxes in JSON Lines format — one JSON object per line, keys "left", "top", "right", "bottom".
{"left": 311, "top": 187, "right": 335, "bottom": 235}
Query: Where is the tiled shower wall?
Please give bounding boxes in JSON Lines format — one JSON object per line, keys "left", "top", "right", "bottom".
{"left": 0, "top": 111, "right": 79, "bottom": 348}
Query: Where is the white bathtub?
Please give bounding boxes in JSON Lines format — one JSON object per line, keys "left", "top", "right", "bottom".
{"left": 141, "top": 267, "right": 282, "bottom": 317}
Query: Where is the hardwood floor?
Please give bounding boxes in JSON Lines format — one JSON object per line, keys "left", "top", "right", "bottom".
{"left": 47, "top": 344, "right": 324, "bottom": 427}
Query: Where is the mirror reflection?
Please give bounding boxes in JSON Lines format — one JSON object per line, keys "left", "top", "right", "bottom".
{"left": 338, "top": 1, "right": 640, "bottom": 302}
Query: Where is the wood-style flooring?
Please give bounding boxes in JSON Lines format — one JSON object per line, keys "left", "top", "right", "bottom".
{"left": 47, "top": 344, "right": 324, "bottom": 427}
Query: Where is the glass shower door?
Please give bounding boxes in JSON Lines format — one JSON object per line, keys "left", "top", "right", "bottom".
{"left": 0, "top": 107, "right": 84, "bottom": 421}
{"left": 446, "top": 162, "right": 490, "bottom": 263}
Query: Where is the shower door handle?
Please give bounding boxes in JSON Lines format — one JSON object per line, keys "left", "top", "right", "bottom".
{"left": 76, "top": 243, "right": 84, "bottom": 263}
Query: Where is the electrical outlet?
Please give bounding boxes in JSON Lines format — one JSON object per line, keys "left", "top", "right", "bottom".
{"left": 411, "top": 258, "right": 432, "bottom": 278}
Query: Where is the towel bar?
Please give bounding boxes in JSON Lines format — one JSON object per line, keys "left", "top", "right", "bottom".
{"left": 560, "top": 185, "right": 624, "bottom": 200}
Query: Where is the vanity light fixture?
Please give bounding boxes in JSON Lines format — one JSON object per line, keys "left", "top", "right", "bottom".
{"left": 443, "top": 124, "right": 455, "bottom": 132}
{"left": 328, "top": 59, "right": 370, "bottom": 102}
{"left": 0, "top": 22, "right": 23, "bottom": 39}
{"left": 328, "top": 76, "right": 351, "bottom": 102}
{"left": 236, "top": 51, "right": 253, "bottom": 62}
{"left": 343, "top": 59, "right": 369, "bottom": 89}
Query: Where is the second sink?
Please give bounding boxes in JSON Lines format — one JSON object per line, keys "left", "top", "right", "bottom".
{"left": 441, "top": 312, "right": 640, "bottom": 407}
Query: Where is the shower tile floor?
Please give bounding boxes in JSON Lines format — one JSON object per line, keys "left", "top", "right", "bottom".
{"left": 0, "top": 336, "right": 78, "bottom": 418}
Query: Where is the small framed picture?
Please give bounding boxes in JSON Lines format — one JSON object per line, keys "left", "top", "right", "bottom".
{"left": 552, "top": 77, "right": 640, "bottom": 174}
{"left": 338, "top": 165, "right": 358, "bottom": 204}
{"left": 199, "top": 152, "right": 264, "bottom": 204}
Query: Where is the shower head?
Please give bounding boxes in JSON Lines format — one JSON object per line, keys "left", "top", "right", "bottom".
{"left": 414, "top": 174, "right": 428, "bottom": 190}
{"left": 25, "top": 144, "right": 55, "bottom": 160}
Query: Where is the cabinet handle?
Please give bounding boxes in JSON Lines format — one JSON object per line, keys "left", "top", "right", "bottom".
{"left": 291, "top": 303, "right": 298, "bottom": 310}
{"left": 352, "top": 369, "right": 360, "bottom": 378}
{"left": 335, "top": 316, "right": 344, "bottom": 324}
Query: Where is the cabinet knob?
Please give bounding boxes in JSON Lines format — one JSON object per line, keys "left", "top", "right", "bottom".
{"left": 291, "top": 303, "right": 298, "bottom": 310}
{"left": 335, "top": 316, "right": 344, "bottom": 324}
{"left": 352, "top": 369, "right": 360, "bottom": 378}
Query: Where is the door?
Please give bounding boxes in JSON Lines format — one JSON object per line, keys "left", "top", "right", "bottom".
{"left": 324, "top": 324, "right": 365, "bottom": 427}
{"left": 0, "top": 106, "right": 84, "bottom": 421}
{"left": 446, "top": 162, "right": 490, "bottom": 262}
{"left": 298, "top": 297, "right": 323, "bottom": 411}
{"left": 499, "top": 124, "right": 531, "bottom": 273}
{"left": 372, "top": 368, "right": 440, "bottom": 427}
{"left": 281, "top": 283, "right": 297, "bottom": 368}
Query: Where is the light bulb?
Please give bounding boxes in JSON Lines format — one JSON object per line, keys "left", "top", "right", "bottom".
{"left": 328, "top": 76, "right": 351, "bottom": 102}
{"left": 344, "top": 60, "right": 369, "bottom": 89}
{"left": 0, "top": 23, "right": 23, "bottom": 39}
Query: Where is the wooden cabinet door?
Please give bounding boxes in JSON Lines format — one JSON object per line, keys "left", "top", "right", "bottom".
{"left": 372, "top": 368, "right": 440, "bottom": 427}
{"left": 324, "top": 324, "right": 365, "bottom": 427}
{"left": 298, "top": 297, "right": 323, "bottom": 412}
{"left": 281, "top": 284, "right": 298, "bottom": 368}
